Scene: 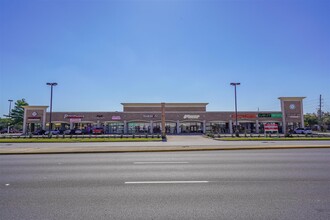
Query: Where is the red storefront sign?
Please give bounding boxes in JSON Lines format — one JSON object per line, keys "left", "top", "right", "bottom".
{"left": 231, "top": 114, "right": 257, "bottom": 119}
{"left": 264, "top": 123, "right": 278, "bottom": 131}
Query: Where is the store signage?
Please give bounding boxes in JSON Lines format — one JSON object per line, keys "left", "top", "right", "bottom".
{"left": 143, "top": 114, "right": 157, "bottom": 118}
{"left": 32, "top": 112, "right": 38, "bottom": 116}
{"left": 258, "top": 113, "right": 282, "bottom": 118}
{"left": 264, "top": 123, "right": 278, "bottom": 131}
{"left": 96, "top": 115, "right": 103, "bottom": 118}
{"left": 64, "top": 114, "right": 84, "bottom": 119}
{"left": 231, "top": 114, "right": 256, "bottom": 119}
{"left": 183, "top": 115, "right": 200, "bottom": 119}
{"left": 289, "top": 116, "right": 300, "bottom": 118}
{"left": 27, "top": 116, "right": 41, "bottom": 121}
{"left": 111, "top": 116, "right": 121, "bottom": 120}
{"left": 289, "top": 104, "right": 296, "bottom": 110}
{"left": 70, "top": 118, "right": 81, "bottom": 123}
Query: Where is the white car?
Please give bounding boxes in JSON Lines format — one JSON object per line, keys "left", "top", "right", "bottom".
{"left": 293, "top": 128, "right": 312, "bottom": 134}
{"left": 44, "top": 130, "right": 61, "bottom": 135}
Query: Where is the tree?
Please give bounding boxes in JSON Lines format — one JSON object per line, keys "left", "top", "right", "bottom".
{"left": 304, "top": 113, "right": 318, "bottom": 127}
{"left": 10, "top": 99, "right": 29, "bottom": 128}
{"left": 322, "top": 112, "right": 330, "bottom": 131}
{"left": 0, "top": 117, "right": 12, "bottom": 130}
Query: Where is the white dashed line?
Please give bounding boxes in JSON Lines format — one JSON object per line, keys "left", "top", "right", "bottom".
{"left": 134, "top": 162, "right": 189, "bottom": 164}
{"left": 125, "top": 181, "right": 209, "bottom": 184}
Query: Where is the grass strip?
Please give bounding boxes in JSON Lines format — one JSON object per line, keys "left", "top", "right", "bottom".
{"left": 0, "top": 138, "right": 162, "bottom": 143}
{"left": 216, "top": 137, "right": 330, "bottom": 141}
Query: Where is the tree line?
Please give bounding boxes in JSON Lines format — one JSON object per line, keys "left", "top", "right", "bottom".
{"left": 0, "top": 99, "right": 28, "bottom": 131}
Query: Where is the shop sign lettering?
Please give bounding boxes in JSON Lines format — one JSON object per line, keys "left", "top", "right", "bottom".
{"left": 231, "top": 114, "right": 256, "bottom": 119}
{"left": 27, "top": 116, "right": 41, "bottom": 121}
{"left": 112, "top": 116, "right": 121, "bottom": 120}
{"left": 143, "top": 114, "right": 157, "bottom": 118}
{"left": 264, "top": 123, "right": 278, "bottom": 131}
{"left": 258, "top": 113, "right": 282, "bottom": 118}
{"left": 70, "top": 118, "right": 82, "bottom": 123}
{"left": 183, "top": 115, "right": 200, "bottom": 119}
{"left": 64, "top": 114, "right": 84, "bottom": 119}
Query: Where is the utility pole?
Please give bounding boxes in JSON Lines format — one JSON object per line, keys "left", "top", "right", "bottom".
{"left": 319, "top": 94, "right": 323, "bottom": 130}
{"left": 7, "top": 99, "right": 13, "bottom": 133}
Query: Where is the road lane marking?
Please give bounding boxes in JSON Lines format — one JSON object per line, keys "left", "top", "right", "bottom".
{"left": 125, "top": 181, "right": 208, "bottom": 184}
{"left": 5, "top": 184, "right": 10, "bottom": 186}
{"left": 134, "top": 162, "right": 189, "bottom": 164}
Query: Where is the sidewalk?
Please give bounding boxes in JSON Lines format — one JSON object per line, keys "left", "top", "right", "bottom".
{"left": 1, "top": 136, "right": 330, "bottom": 154}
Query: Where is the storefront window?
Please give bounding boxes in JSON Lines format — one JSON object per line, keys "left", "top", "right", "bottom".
{"left": 128, "top": 122, "right": 151, "bottom": 134}
{"left": 206, "top": 122, "right": 228, "bottom": 134}
{"left": 153, "top": 122, "right": 177, "bottom": 134}
{"left": 106, "top": 122, "right": 124, "bottom": 134}
{"left": 180, "top": 122, "right": 203, "bottom": 133}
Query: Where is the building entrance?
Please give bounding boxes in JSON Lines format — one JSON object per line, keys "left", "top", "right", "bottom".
{"left": 180, "top": 122, "right": 203, "bottom": 133}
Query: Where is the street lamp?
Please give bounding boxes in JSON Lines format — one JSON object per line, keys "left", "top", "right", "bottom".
{"left": 46, "top": 82, "right": 57, "bottom": 132}
{"left": 7, "top": 99, "right": 13, "bottom": 133}
{"left": 230, "top": 82, "right": 240, "bottom": 137}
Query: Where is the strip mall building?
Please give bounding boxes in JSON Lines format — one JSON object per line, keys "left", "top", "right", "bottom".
{"left": 23, "top": 97, "right": 305, "bottom": 135}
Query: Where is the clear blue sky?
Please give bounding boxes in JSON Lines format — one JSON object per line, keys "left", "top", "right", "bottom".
{"left": 1, "top": 0, "right": 329, "bottom": 116}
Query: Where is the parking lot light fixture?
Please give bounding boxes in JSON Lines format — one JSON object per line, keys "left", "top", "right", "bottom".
{"left": 46, "top": 82, "right": 58, "bottom": 132}
{"left": 230, "top": 82, "right": 241, "bottom": 137}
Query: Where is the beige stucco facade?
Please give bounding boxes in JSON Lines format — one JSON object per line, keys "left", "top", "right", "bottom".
{"left": 22, "top": 98, "right": 305, "bottom": 134}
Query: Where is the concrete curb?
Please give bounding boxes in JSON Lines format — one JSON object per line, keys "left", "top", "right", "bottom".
{"left": 1, "top": 145, "right": 330, "bottom": 155}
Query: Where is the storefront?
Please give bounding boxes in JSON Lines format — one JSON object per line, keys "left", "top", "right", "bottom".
{"left": 23, "top": 97, "right": 306, "bottom": 135}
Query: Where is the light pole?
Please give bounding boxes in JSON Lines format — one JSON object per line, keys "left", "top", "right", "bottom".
{"left": 7, "top": 99, "right": 13, "bottom": 133}
{"left": 230, "top": 82, "right": 240, "bottom": 137}
{"left": 46, "top": 82, "right": 57, "bottom": 132}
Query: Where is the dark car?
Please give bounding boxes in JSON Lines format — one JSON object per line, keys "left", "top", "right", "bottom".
{"left": 0, "top": 128, "right": 8, "bottom": 134}
{"left": 33, "top": 129, "right": 46, "bottom": 135}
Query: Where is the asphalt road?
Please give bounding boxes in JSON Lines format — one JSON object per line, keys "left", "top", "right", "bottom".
{"left": 1, "top": 149, "right": 330, "bottom": 220}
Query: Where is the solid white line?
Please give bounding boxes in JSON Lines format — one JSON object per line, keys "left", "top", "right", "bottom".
{"left": 134, "top": 162, "right": 189, "bottom": 164}
{"left": 125, "top": 181, "right": 209, "bottom": 184}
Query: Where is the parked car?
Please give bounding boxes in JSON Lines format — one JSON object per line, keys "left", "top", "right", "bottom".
{"left": 63, "top": 129, "right": 85, "bottom": 135}
{"left": 73, "top": 129, "right": 83, "bottom": 135}
{"left": 92, "top": 127, "right": 104, "bottom": 134}
{"left": 293, "top": 128, "right": 312, "bottom": 134}
{"left": 0, "top": 128, "right": 8, "bottom": 134}
{"left": 33, "top": 129, "right": 46, "bottom": 135}
{"left": 44, "top": 130, "right": 61, "bottom": 135}
{"left": 63, "top": 129, "right": 72, "bottom": 135}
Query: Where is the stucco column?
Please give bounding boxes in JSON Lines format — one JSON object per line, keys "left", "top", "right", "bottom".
{"left": 124, "top": 120, "right": 127, "bottom": 134}
{"left": 23, "top": 108, "right": 27, "bottom": 134}
{"left": 280, "top": 99, "right": 286, "bottom": 134}
{"left": 150, "top": 120, "right": 153, "bottom": 134}
{"left": 301, "top": 100, "right": 305, "bottom": 128}
{"left": 203, "top": 120, "right": 206, "bottom": 134}
{"left": 256, "top": 120, "right": 259, "bottom": 134}
{"left": 177, "top": 120, "right": 180, "bottom": 134}
{"left": 42, "top": 108, "right": 47, "bottom": 130}
{"left": 229, "top": 120, "right": 233, "bottom": 134}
